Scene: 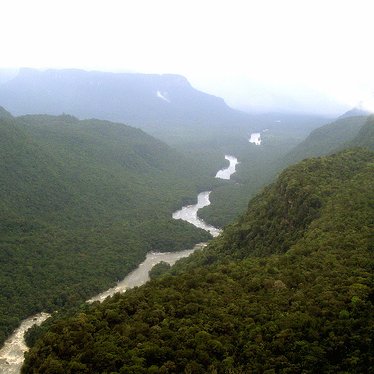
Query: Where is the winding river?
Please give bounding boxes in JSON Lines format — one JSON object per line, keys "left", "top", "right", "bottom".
{"left": 215, "top": 155, "right": 239, "bottom": 180}
{"left": 88, "top": 243, "right": 206, "bottom": 303}
{"left": 0, "top": 154, "right": 237, "bottom": 373}
{"left": 172, "top": 191, "right": 221, "bottom": 237}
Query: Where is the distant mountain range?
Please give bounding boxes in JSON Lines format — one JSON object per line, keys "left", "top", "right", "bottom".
{"left": 0, "top": 68, "right": 256, "bottom": 142}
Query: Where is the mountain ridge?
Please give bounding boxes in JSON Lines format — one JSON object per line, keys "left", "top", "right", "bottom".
{"left": 281, "top": 113, "right": 368, "bottom": 166}
{"left": 0, "top": 105, "right": 12, "bottom": 119}
{"left": 0, "top": 68, "right": 254, "bottom": 144}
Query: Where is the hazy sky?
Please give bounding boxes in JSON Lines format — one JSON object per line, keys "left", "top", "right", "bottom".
{"left": 1, "top": 0, "right": 374, "bottom": 113}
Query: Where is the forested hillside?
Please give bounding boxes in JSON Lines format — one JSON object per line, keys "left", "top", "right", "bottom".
{"left": 0, "top": 112, "right": 212, "bottom": 346}
{"left": 23, "top": 142, "right": 374, "bottom": 373}
{"left": 199, "top": 113, "right": 366, "bottom": 228}
{"left": 282, "top": 114, "right": 368, "bottom": 166}
{"left": 347, "top": 115, "right": 374, "bottom": 150}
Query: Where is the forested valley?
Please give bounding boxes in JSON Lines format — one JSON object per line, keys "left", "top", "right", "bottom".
{"left": 0, "top": 98, "right": 330, "bottom": 350}
{"left": 22, "top": 117, "right": 374, "bottom": 373}
{"left": 0, "top": 108, "right": 214, "bottom": 346}
{"left": 198, "top": 111, "right": 370, "bottom": 227}
{"left": 1, "top": 1, "right": 374, "bottom": 372}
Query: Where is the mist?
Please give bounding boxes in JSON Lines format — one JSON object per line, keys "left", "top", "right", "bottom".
{"left": 1, "top": 0, "right": 373, "bottom": 116}
{"left": 189, "top": 76, "right": 352, "bottom": 116}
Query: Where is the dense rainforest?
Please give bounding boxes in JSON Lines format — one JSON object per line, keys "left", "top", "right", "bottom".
{"left": 0, "top": 109, "right": 214, "bottom": 346}
{"left": 0, "top": 103, "right": 333, "bottom": 348}
{"left": 22, "top": 118, "right": 374, "bottom": 373}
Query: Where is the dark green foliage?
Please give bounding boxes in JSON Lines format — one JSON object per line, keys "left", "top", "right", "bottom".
{"left": 149, "top": 262, "right": 172, "bottom": 280}
{"left": 203, "top": 149, "right": 373, "bottom": 260}
{"left": 23, "top": 149, "right": 374, "bottom": 373}
{"left": 0, "top": 114, "right": 212, "bottom": 346}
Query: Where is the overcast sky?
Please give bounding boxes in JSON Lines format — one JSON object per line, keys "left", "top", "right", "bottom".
{"left": 1, "top": 0, "right": 374, "bottom": 114}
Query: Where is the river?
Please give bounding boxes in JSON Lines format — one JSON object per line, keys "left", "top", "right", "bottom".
{"left": 0, "top": 313, "right": 50, "bottom": 374}
{"left": 0, "top": 154, "right": 237, "bottom": 373}
{"left": 215, "top": 155, "right": 239, "bottom": 180}
{"left": 172, "top": 154, "right": 238, "bottom": 236}
{"left": 172, "top": 191, "right": 221, "bottom": 237}
{"left": 249, "top": 132, "right": 261, "bottom": 145}
{"left": 88, "top": 243, "right": 207, "bottom": 303}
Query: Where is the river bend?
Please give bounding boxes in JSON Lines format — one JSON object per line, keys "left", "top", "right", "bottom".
{"left": 0, "top": 153, "right": 238, "bottom": 373}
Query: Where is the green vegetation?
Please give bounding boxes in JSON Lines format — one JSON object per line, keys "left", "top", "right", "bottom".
{"left": 23, "top": 145, "right": 374, "bottom": 373}
{"left": 0, "top": 69, "right": 331, "bottom": 228}
{"left": 347, "top": 115, "right": 374, "bottom": 150}
{"left": 282, "top": 115, "right": 368, "bottom": 166}
{"left": 0, "top": 113, "right": 213, "bottom": 346}
{"left": 198, "top": 132, "right": 297, "bottom": 227}
{"left": 0, "top": 108, "right": 329, "bottom": 346}
{"left": 149, "top": 262, "right": 172, "bottom": 280}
